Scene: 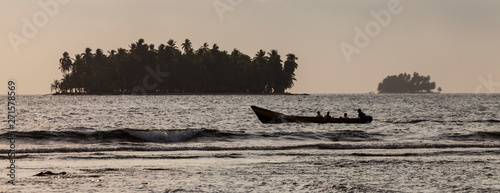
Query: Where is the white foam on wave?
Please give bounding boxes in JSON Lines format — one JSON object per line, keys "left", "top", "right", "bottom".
{"left": 124, "top": 129, "right": 203, "bottom": 142}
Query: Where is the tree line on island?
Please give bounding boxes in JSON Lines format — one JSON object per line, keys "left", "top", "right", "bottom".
{"left": 51, "top": 39, "right": 298, "bottom": 94}
{"left": 377, "top": 72, "right": 441, "bottom": 93}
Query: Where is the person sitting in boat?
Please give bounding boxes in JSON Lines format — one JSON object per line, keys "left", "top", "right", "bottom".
{"left": 315, "top": 111, "right": 323, "bottom": 118}
{"left": 325, "top": 111, "right": 332, "bottom": 118}
{"left": 357, "top": 109, "right": 366, "bottom": 118}
{"left": 343, "top": 113, "right": 348, "bottom": 118}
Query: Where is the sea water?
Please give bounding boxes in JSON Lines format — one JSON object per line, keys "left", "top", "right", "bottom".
{"left": 1, "top": 94, "right": 499, "bottom": 192}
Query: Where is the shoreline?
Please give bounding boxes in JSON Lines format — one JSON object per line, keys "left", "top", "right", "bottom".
{"left": 377, "top": 92, "right": 441, "bottom": 94}
{"left": 51, "top": 92, "right": 310, "bottom": 96}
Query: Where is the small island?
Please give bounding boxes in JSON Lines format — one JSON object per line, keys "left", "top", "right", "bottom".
{"left": 51, "top": 39, "right": 298, "bottom": 95}
{"left": 377, "top": 72, "right": 441, "bottom": 93}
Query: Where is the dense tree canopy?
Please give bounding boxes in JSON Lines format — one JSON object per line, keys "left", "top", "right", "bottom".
{"left": 377, "top": 72, "right": 439, "bottom": 93}
{"left": 51, "top": 39, "right": 298, "bottom": 94}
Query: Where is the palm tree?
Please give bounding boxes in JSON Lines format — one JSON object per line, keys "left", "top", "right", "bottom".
{"left": 283, "top": 53, "right": 298, "bottom": 89}
{"left": 167, "top": 39, "right": 177, "bottom": 49}
{"left": 59, "top": 52, "right": 73, "bottom": 74}
{"left": 255, "top": 50, "right": 266, "bottom": 58}
{"left": 108, "top": 50, "right": 116, "bottom": 57}
{"left": 61, "top": 73, "right": 73, "bottom": 93}
{"left": 285, "top": 54, "right": 298, "bottom": 70}
{"left": 82, "top": 48, "right": 93, "bottom": 63}
{"left": 52, "top": 38, "right": 299, "bottom": 94}
{"left": 181, "top": 39, "right": 192, "bottom": 54}
{"left": 268, "top": 50, "right": 283, "bottom": 93}
{"left": 72, "top": 54, "right": 84, "bottom": 93}
{"left": 252, "top": 49, "right": 268, "bottom": 92}
{"left": 50, "top": 80, "right": 60, "bottom": 93}
{"left": 211, "top": 43, "right": 219, "bottom": 52}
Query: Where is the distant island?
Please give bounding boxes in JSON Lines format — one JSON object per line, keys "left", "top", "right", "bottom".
{"left": 377, "top": 72, "right": 441, "bottom": 93}
{"left": 51, "top": 39, "right": 298, "bottom": 95}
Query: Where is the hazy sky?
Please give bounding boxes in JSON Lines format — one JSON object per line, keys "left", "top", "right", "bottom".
{"left": 2, "top": 0, "right": 499, "bottom": 94}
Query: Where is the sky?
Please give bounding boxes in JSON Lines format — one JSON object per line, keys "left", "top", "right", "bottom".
{"left": 1, "top": 0, "right": 499, "bottom": 94}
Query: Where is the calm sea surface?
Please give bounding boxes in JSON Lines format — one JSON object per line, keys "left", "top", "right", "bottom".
{"left": 1, "top": 94, "right": 499, "bottom": 192}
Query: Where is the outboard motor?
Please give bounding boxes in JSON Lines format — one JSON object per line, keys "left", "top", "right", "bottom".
{"left": 362, "top": 116, "right": 373, "bottom": 123}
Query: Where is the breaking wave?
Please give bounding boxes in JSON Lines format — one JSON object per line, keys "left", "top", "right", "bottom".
{"left": 0, "top": 128, "right": 236, "bottom": 143}
{"left": 441, "top": 131, "right": 500, "bottom": 141}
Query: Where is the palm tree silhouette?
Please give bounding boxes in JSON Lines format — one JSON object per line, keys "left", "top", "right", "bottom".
{"left": 52, "top": 38, "right": 298, "bottom": 94}
{"left": 181, "top": 39, "right": 192, "bottom": 54}
{"left": 58, "top": 52, "right": 73, "bottom": 74}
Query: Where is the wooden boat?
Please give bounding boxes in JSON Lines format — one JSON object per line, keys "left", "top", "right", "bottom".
{"left": 251, "top": 106, "right": 372, "bottom": 124}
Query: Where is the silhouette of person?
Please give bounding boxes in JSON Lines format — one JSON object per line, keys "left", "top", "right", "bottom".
{"left": 343, "top": 113, "right": 348, "bottom": 118}
{"left": 357, "top": 109, "right": 366, "bottom": 118}
{"left": 325, "top": 111, "right": 332, "bottom": 118}
{"left": 315, "top": 111, "right": 323, "bottom": 118}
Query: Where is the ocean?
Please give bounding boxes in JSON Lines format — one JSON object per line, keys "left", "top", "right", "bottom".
{"left": 1, "top": 94, "right": 499, "bottom": 192}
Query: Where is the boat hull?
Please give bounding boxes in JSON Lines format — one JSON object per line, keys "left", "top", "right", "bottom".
{"left": 251, "top": 106, "right": 372, "bottom": 124}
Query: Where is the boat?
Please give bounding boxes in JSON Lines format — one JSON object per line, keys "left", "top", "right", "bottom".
{"left": 251, "top": 106, "right": 373, "bottom": 124}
